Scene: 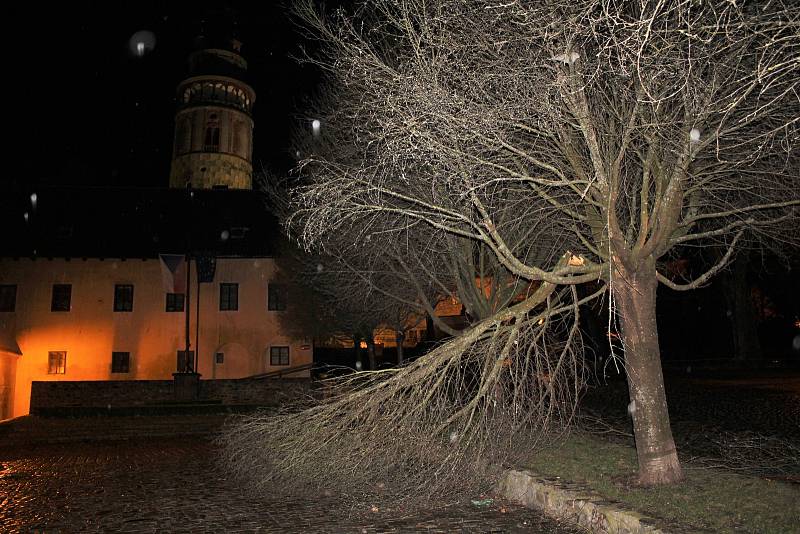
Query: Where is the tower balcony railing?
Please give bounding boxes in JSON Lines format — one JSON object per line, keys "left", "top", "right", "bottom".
{"left": 179, "top": 79, "right": 254, "bottom": 114}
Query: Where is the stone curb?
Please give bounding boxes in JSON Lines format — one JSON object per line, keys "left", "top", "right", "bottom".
{"left": 497, "top": 469, "right": 667, "bottom": 534}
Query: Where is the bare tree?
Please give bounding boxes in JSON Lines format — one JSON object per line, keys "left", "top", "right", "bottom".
{"left": 270, "top": 208, "right": 444, "bottom": 368}
{"left": 226, "top": 0, "right": 799, "bottom": 490}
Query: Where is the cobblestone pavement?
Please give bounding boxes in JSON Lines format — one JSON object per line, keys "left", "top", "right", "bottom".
{"left": 0, "top": 439, "right": 580, "bottom": 533}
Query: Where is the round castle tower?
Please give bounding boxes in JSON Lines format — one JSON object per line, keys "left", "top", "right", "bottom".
{"left": 169, "top": 36, "right": 255, "bottom": 190}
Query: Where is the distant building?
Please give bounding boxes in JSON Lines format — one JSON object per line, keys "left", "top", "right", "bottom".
{"left": 0, "top": 35, "right": 310, "bottom": 420}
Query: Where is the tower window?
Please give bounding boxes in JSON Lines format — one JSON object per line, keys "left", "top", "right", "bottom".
{"left": 204, "top": 126, "right": 220, "bottom": 152}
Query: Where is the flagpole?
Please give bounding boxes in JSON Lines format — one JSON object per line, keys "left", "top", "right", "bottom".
{"left": 185, "top": 252, "right": 191, "bottom": 371}
{"left": 184, "top": 184, "right": 192, "bottom": 372}
{"left": 195, "top": 273, "right": 200, "bottom": 374}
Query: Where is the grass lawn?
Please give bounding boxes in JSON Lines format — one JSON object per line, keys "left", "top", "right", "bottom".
{"left": 525, "top": 432, "right": 800, "bottom": 533}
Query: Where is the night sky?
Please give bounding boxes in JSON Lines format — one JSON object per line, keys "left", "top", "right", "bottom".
{"left": 10, "top": 1, "right": 318, "bottom": 190}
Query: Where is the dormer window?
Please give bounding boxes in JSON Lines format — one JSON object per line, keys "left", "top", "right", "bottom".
{"left": 229, "top": 227, "right": 249, "bottom": 239}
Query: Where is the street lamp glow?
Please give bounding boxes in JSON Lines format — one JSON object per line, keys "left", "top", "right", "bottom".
{"left": 129, "top": 30, "right": 156, "bottom": 57}
{"left": 312, "top": 119, "right": 321, "bottom": 137}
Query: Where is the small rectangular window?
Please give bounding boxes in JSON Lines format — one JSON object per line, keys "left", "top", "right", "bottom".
{"left": 0, "top": 285, "right": 16, "bottom": 312}
{"left": 114, "top": 284, "right": 134, "bottom": 312}
{"left": 215, "top": 352, "right": 224, "bottom": 364}
{"left": 267, "top": 283, "right": 287, "bottom": 311}
{"left": 220, "top": 283, "right": 238, "bottom": 311}
{"left": 270, "top": 346, "right": 290, "bottom": 366}
{"left": 111, "top": 351, "right": 130, "bottom": 373}
{"left": 166, "top": 293, "right": 185, "bottom": 312}
{"left": 51, "top": 284, "right": 71, "bottom": 312}
{"left": 48, "top": 351, "right": 66, "bottom": 374}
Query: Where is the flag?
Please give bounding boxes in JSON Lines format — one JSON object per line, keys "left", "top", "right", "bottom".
{"left": 196, "top": 254, "right": 217, "bottom": 283}
{"left": 0, "top": 328, "right": 22, "bottom": 355}
{"left": 159, "top": 254, "right": 187, "bottom": 293}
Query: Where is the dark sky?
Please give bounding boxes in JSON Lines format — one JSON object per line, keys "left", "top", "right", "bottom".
{"left": 10, "top": 1, "right": 319, "bottom": 189}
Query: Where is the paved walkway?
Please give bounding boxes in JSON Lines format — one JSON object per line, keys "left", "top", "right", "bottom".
{"left": 0, "top": 438, "right": 579, "bottom": 533}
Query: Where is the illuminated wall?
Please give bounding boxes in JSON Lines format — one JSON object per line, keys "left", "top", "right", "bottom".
{"left": 0, "top": 352, "right": 18, "bottom": 420}
{"left": 0, "top": 257, "right": 312, "bottom": 419}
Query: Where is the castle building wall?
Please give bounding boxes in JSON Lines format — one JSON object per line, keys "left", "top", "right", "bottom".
{"left": 0, "top": 257, "right": 311, "bottom": 419}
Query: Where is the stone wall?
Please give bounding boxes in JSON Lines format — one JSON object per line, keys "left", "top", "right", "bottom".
{"left": 29, "top": 378, "right": 310, "bottom": 414}
{"left": 200, "top": 378, "right": 309, "bottom": 405}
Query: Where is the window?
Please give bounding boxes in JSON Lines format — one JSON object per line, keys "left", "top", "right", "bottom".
{"left": 0, "top": 285, "right": 16, "bottom": 312}
{"left": 203, "top": 126, "right": 220, "bottom": 152}
{"left": 270, "top": 346, "right": 290, "bottom": 366}
{"left": 111, "top": 352, "right": 130, "bottom": 373}
{"left": 114, "top": 284, "right": 134, "bottom": 312}
{"left": 166, "top": 293, "right": 185, "bottom": 312}
{"left": 48, "top": 351, "right": 66, "bottom": 374}
{"left": 215, "top": 352, "right": 224, "bottom": 364}
{"left": 220, "top": 283, "right": 238, "bottom": 311}
{"left": 51, "top": 284, "right": 71, "bottom": 312}
{"left": 267, "top": 283, "right": 287, "bottom": 311}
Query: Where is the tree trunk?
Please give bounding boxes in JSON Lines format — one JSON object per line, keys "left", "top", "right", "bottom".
{"left": 396, "top": 331, "right": 405, "bottom": 365}
{"left": 367, "top": 339, "right": 376, "bottom": 371}
{"left": 353, "top": 333, "right": 363, "bottom": 370}
{"left": 425, "top": 314, "right": 436, "bottom": 341}
{"left": 721, "top": 255, "right": 762, "bottom": 364}
{"left": 613, "top": 256, "right": 683, "bottom": 485}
